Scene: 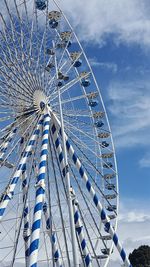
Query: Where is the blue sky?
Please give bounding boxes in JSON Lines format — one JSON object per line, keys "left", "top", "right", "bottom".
{"left": 61, "top": 0, "right": 150, "bottom": 264}
{"left": 0, "top": 0, "right": 149, "bottom": 265}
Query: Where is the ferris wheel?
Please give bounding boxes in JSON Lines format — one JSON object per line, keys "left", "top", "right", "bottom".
{"left": 0, "top": 1, "right": 132, "bottom": 267}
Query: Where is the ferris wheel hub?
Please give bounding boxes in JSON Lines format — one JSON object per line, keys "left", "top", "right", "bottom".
{"left": 33, "top": 90, "right": 48, "bottom": 112}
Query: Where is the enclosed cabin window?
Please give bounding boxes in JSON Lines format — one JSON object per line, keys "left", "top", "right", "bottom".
{"left": 35, "top": 0, "right": 47, "bottom": 11}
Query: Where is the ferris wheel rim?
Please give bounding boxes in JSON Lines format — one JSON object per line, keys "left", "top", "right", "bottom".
{"left": 0, "top": 1, "right": 128, "bottom": 267}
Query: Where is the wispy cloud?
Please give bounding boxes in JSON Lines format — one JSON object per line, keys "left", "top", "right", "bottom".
{"left": 139, "top": 152, "right": 150, "bottom": 168}
{"left": 61, "top": 0, "right": 150, "bottom": 48}
{"left": 109, "top": 200, "right": 150, "bottom": 262}
{"left": 106, "top": 79, "right": 150, "bottom": 149}
{"left": 89, "top": 58, "right": 118, "bottom": 72}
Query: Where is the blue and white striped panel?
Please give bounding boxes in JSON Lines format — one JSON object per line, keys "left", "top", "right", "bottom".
{"left": 73, "top": 200, "right": 92, "bottom": 266}
{"left": 43, "top": 202, "right": 62, "bottom": 267}
{"left": 0, "top": 128, "right": 17, "bottom": 160}
{"left": 51, "top": 124, "right": 68, "bottom": 178}
{"left": 51, "top": 117, "right": 132, "bottom": 267}
{"left": 22, "top": 167, "right": 30, "bottom": 262}
{"left": 29, "top": 114, "right": 50, "bottom": 267}
{"left": 51, "top": 125, "right": 91, "bottom": 266}
{"left": 0, "top": 117, "right": 43, "bottom": 221}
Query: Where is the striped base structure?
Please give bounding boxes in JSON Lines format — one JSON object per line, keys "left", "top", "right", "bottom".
{"left": 29, "top": 113, "right": 50, "bottom": 267}
{"left": 0, "top": 116, "right": 43, "bottom": 221}
{"left": 51, "top": 113, "right": 132, "bottom": 267}
{"left": 73, "top": 198, "right": 92, "bottom": 267}
{"left": 0, "top": 127, "right": 17, "bottom": 160}
{"left": 50, "top": 122, "right": 91, "bottom": 266}
{"left": 22, "top": 167, "right": 30, "bottom": 266}
{"left": 43, "top": 202, "right": 62, "bottom": 267}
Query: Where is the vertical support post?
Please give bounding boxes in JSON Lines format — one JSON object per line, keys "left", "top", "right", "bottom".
{"left": 57, "top": 88, "right": 79, "bottom": 267}
{"left": 51, "top": 116, "right": 132, "bottom": 267}
{"left": 0, "top": 127, "right": 17, "bottom": 160}
{"left": 72, "top": 190, "right": 92, "bottom": 267}
{"left": 53, "top": 40, "right": 79, "bottom": 266}
{"left": 29, "top": 113, "right": 50, "bottom": 267}
{"left": 22, "top": 166, "right": 30, "bottom": 267}
{"left": 0, "top": 117, "right": 43, "bottom": 221}
{"left": 43, "top": 202, "right": 62, "bottom": 267}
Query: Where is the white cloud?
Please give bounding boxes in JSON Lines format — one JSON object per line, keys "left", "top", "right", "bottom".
{"left": 89, "top": 58, "right": 118, "bottom": 73}
{"left": 106, "top": 79, "right": 150, "bottom": 149}
{"left": 109, "top": 200, "right": 150, "bottom": 263}
{"left": 139, "top": 153, "right": 150, "bottom": 167}
{"left": 60, "top": 0, "right": 150, "bottom": 47}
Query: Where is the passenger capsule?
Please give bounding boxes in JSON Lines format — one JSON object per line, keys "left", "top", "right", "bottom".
{"left": 66, "top": 40, "right": 72, "bottom": 48}
{"left": 103, "top": 173, "right": 115, "bottom": 179}
{"left": 94, "top": 120, "right": 104, "bottom": 128}
{"left": 63, "top": 75, "right": 69, "bottom": 81}
{"left": 73, "top": 59, "right": 82, "bottom": 68}
{"left": 45, "top": 62, "right": 55, "bottom": 72}
{"left": 35, "top": 0, "right": 46, "bottom": 10}
{"left": 58, "top": 81, "right": 63, "bottom": 87}
{"left": 88, "top": 92, "right": 99, "bottom": 99}
{"left": 101, "top": 141, "right": 109, "bottom": 147}
{"left": 101, "top": 152, "right": 114, "bottom": 158}
{"left": 100, "top": 235, "right": 111, "bottom": 241}
{"left": 105, "top": 184, "right": 115, "bottom": 190}
{"left": 105, "top": 194, "right": 116, "bottom": 200}
{"left": 98, "top": 132, "right": 110, "bottom": 138}
{"left": 49, "top": 19, "right": 58, "bottom": 29}
{"left": 106, "top": 205, "right": 117, "bottom": 212}
{"left": 108, "top": 214, "right": 117, "bottom": 220}
{"left": 103, "top": 162, "right": 113, "bottom": 168}
{"left": 58, "top": 72, "right": 64, "bottom": 80}
{"left": 93, "top": 111, "right": 105, "bottom": 118}
{"left": 46, "top": 48, "right": 55, "bottom": 55}
{"left": 101, "top": 249, "right": 110, "bottom": 255}
{"left": 89, "top": 100, "right": 98, "bottom": 107}
{"left": 81, "top": 79, "right": 91, "bottom": 87}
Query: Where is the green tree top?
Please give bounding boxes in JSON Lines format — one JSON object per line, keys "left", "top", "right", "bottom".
{"left": 129, "top": 245, "right": 150, "bottom": 267}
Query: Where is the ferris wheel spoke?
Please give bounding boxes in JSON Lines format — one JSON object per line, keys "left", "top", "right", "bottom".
{"left": 54, "top": 29, "right": 73, "bottom": 69}
{"left": 3, "top": 0, "right": 32, "bottom": 73}
{"left": 72, "top": 197, "right": 92, "bottom": 266}
{"left": 50, "top": 120, "right": 102, "bottom": 266}
{"left": 50, "top": 72, "right": 90, "bottom": 102}
{"left": 61, "top": 109, "right": 91, "bottom": 118}
{"left": 28, "top": 113, "right": 50, "bottom": 266}
{"left": 70, "top": 165, "right": 108, "bottom": 264}
{"left": 0, "top": 11, "right": 40, "bottom": 91}
{"left": 43, "top": 202, "right": 63, "bottom": 267}
{"left": 0, "top": 85, "right": 33, "bottom": 108}
{"left": 3, "top": 0, "right": 23, "bottom": 51}
{"left": 49, "top": 132, "right": 72, "bottom": 266}
{"left": 0, "top": 75, "right": 33, "bottom": 106}
{"left": 0, "top": 113, "right": 40, "bottom": 166}
{"left": 3, "top": 0, "right": 26, "bottom": 63}
{"left": 22, "top": 169, "right": 30, "bottom": 266}
{"left": 42, "top": 5, "right": 50, "bottom": 89}
{"left": 52, "top": 31, "right": 84, "bottom": 82}
{"left": 69, "top": 136, "right": 117, "bottom": 196}
{"left": 0, "top": 113, "right": 40, "bottom": 169}
{"left": 63, "top": 114, "right": 111, "bottom": 149}
{"left": 63, "top": 119, "right": 102, "bottom": 151}
{"left": 0, "top": 115, "right": 43, "bottom": 220}
{"left": 70, "top": 158, "right": 117, "bottom": 213}
{"left": 0, "top": 1, "right": 130, "bottom": 266}
{"left": 0, "top": 59, "right": 35, "bottom": 99}
{"left": 0, "top": 127, "right": 17, "bottom": 159}
{"left": 52, "top": 120, "right": 131, "bottom": 266}
{"left": 32, "top": 7, "right": 45, "bottom": 88}
{"left": 0, "top": 40, "right": 38, "bottom": 94}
